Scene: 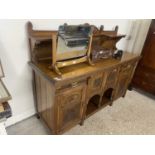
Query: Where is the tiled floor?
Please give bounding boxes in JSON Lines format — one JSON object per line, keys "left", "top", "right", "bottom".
{"left": 7, "top": 90, "right": 155, "bottom": 135}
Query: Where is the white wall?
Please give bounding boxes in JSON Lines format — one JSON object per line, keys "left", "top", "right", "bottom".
{"left": 0, "top": 19, "right": 132, "bottom": 126}
{"left": 0, "top": 20, "right": 35, "bottom": 126}
{"left": 132, "top": 20, "right": 151, "bottom": 55}
{"left": 125, "top": 19, "right": 151, "bottom": 54}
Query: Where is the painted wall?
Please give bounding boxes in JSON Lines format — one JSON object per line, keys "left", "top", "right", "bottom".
{"left": 132, "top": 20, "right": 151, "bottom": 55}
{"left": 0, "top": 19, "right": 132, "bottom": 126}
{"left": 125, "top": 19, "right": 151, "bottom": 54}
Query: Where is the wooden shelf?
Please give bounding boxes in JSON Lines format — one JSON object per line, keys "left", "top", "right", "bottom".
{"left": 101, "top": 96, "right": 112, "bottom": 106}
{"left": 85, "top": 101, "right": 110, "bottom": 119}
{"left": 86, "top": 102, "right": 99, "bottom": 117}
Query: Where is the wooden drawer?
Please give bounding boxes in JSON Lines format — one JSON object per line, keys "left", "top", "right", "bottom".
{"left": 56, "top": 78, "right": 87, "bottom": 93}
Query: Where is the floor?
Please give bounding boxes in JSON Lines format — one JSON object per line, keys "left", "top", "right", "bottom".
{"left": 7, "top": 90, "right": 155, "bottom": 135}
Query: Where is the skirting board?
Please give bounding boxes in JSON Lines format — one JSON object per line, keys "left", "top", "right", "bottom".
{"left": 5, "top": 109, "right": 36, "bottom": 127}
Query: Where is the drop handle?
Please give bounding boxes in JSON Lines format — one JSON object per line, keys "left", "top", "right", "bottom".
{"left": 71, "top": 82, "right": 78, "bottom": 88}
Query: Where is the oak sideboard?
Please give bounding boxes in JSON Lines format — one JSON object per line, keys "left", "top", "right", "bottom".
{"left": 29, "top": 52, "right": 140, "bottom": 134}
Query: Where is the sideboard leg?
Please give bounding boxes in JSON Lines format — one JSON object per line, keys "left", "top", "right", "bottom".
{"left": 122, "top": 91, "right": 127, "bottom": 98}
{"left": 36, "top": 113, "right": 40, "bottom": 119}
{"left": 109, "top": 102, "right": 113, "bottom": 106}
{"left": 128, "top": 83, "right": 133, "bottom": 91}
{"left": 79, "top": 120, "right": 84, "bottom": 126}
{"left": 52, "top": 130, "right": 59, "bottom": 135}
{"left": 80, "top": 116, "right": 85, "bottom": 126}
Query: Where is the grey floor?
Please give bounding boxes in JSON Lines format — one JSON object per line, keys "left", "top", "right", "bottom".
{"left": 7, "top": 90, "right": 155, "bottom": 135}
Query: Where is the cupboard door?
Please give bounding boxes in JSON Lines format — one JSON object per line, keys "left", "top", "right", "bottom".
{"left": 115, "top": 75, "right": 129, "bottom": 99}
{"left": 115, "top": 61, "right": 137, "bottom": 99}
{"left": 56, "top": 84, "right": 86, "bottom": 133}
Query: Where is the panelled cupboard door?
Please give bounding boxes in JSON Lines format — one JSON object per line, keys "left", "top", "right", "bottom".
{"left": 115, "top": 75, "right": 129, "bottom": 99}
{"left": 115, "top": 62, "right": 136, "bottom": 99}
{"left": 56, "top": 84, "right": 86, "bottom": 133}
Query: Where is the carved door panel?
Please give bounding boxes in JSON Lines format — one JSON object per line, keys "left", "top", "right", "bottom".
{"left": 56, "top": 84, "right": 86, "bottom": 132}
{"left": 115, "top": 61, "right": 137, "bottom": 99}
{"left": 115, "top": 76, "right": 129, "bottom": 99}
{"left": 104, "top": 68, "right": 119, "bottom": 89}
{"left": 88, "top": 72, "right": 104, "bottom": 95}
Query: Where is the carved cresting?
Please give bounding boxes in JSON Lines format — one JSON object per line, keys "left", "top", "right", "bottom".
{"left": 93, "top": 77, "right": 102, "bottom": 88}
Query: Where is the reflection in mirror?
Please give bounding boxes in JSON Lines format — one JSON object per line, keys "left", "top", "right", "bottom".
{"left": 56, "top": 24, "right": 93, "bottom": 61}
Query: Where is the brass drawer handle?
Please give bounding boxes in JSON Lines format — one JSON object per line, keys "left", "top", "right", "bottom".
{"left": 57, "top": 79, "right": 86, "bottom": 91}
{"left": 71, "top": 82, "right": 78, "bottom": 87}
{"left": 113, "top": 69, "right": 117, "bottom": 72}
{"left": 127, "top": 64, "right": 131, "bottom": 68}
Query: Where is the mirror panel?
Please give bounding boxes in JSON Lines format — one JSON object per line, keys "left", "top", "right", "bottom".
{"left": 56, "top": 24, "right": 92, "bottom": 61}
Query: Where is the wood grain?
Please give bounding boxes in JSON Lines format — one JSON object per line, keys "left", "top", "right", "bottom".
{"left": 132, "top": 19, "right": 155, "bottom": 95}
{"left": 30, "top": 52, "right": 140, "bottom": 134}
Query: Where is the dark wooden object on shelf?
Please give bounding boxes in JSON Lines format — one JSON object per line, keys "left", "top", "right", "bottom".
{"left": 90, "top": 25, "right": 125, "bottom": 62}
{"left": 132, "top": 19, "right": 155, "bottom": 95}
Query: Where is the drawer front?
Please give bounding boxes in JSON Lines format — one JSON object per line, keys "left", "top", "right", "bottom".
{"left": 56, "top": 78, "right": 87, "bottom": 93}
{"left": 88, "top": 72, "right": 104, "bottom": 94}
{"left": 56, "top": 83, "right": 86, "bottom": 133}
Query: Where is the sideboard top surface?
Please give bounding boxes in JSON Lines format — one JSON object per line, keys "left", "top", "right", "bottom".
{"left": 29, "top": 52, "right": 140, "bottom": 84}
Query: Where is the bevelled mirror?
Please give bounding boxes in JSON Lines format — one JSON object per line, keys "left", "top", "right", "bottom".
{"left": 56, "top": 23, "right": 92, "bottom": 61}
